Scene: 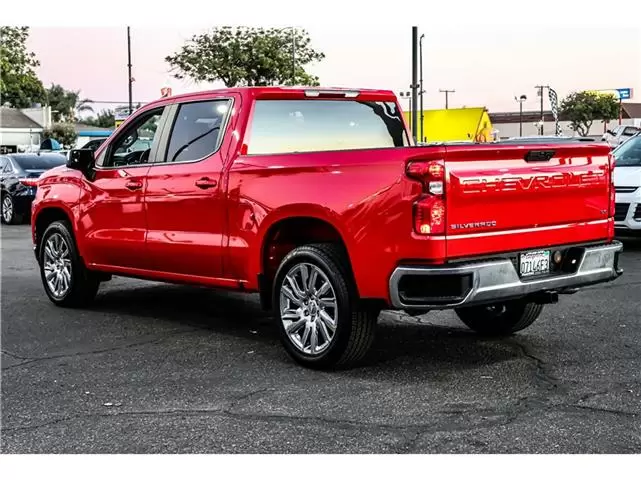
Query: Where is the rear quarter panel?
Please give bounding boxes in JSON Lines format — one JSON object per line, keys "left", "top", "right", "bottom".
{"left": 225, "top": 147, "right": 446, "bottom": 298}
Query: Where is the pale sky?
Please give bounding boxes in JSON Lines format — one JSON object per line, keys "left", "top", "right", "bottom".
{"left": 27, "top": 25, "right": 641, "bottom": 116}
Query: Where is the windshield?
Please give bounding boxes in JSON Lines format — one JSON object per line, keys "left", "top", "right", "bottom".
{"left": 12, "top": 154, "right": 66, "bottom": 171}
{"left": 613, "top": 135, "right": 641, "bottom": 167}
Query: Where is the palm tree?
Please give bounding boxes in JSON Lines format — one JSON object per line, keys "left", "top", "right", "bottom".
{"left": 46, "top": 84, "right": 93, "bottom": 122}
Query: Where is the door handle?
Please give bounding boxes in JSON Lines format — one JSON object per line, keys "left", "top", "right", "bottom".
{"left": 125, "top": 180, "right": 143, "bottom": 191}
{"left": 195, "top": 177, "right": 218, "bottom": 189}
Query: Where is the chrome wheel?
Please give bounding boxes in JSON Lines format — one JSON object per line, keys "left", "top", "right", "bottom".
{"left": 43, "top": 233, "right": 72, "bottom": 298}
{"left": 279, "top": 263, "right": 338, "bottom": 356}
{"left": 2, "top": 195, "right": 13, "bottom": 223}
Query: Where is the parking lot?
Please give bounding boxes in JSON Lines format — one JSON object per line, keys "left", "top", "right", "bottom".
{"left": 1, "top": 224, "right": 640, "bottom": 453}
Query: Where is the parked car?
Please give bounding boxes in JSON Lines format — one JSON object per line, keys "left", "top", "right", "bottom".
{"left": 1, "top": 153, "right": 66, "bottom": 224}
{"left": 31, "top": 87, "right": 623, "bottom": 369}
{"left": 81, "top": 138, "right": 107, "bottom": 151}
{"left": 613, "top": 132, "right": 641, "bottom": 234}
{"left": 602, "top": 125, "right": 640, "bottom": 147}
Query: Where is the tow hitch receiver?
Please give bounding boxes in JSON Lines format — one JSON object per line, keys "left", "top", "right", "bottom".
{"left": 529, "top": 291, "right": 559, "bottom": 305}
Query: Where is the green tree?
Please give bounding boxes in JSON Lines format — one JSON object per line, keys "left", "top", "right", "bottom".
{"left": 560, "top": 91, "right": 621, "bottom": 137}
{"left": 165, "top": 26, "right": 324, "bottom": 87}
{"left": 83, "top": 109, "right": 115, "bottom": 128}
{"left": 46, "top": 83, "right": 93, "bottom": 122}
{"left": 0, "top": 26, "right": 46, "bottom": 108}
{"left": 43, "top": 123, "right": 78, "bottom": 149}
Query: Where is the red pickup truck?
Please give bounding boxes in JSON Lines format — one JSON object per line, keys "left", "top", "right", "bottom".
{"left": 31, "top": 87, "right": 623, "bottom": 368}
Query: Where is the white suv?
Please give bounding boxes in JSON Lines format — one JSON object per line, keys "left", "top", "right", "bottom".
{"left": 613, "top": 133, "right": 641, "bottom": 234}
{"left": 603, "top": 125, "right": 640, "bottom": 148}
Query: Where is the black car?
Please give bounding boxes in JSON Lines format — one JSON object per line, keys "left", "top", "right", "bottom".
{"left": 81, "top": 138, "right": 108, "bottom": 151}
{"left": 1, "top": 153, "right": 66, "bottom": 224}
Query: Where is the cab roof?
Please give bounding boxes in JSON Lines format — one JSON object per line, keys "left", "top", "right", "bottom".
{"left": 146, "top": 86, "right": 398, "bottom": 108}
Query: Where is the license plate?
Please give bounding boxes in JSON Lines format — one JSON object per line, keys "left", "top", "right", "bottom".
{"left": 519, "top": 250, "right": 550, "bottom": 277}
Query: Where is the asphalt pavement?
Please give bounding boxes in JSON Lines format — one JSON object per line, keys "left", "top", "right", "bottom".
{"left": 1, "top": 224, "right": 640, "bottom": 453}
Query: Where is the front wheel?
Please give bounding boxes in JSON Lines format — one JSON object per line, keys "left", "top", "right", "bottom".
{"left": 273, "top": 243, "right": 378, "bottom": 369}
{"left": 455, "top": 300, "right": 544, "bottom": 336}
{"left": 39, "top": 220, "right": 101, "bottom": 307}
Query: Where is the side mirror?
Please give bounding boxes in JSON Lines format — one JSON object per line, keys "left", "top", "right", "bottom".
{"left": 606, "top": 129, "right": 616, "bottom": 136}
{"left": 67, "top": 149, "right": 94, "bottom": 174}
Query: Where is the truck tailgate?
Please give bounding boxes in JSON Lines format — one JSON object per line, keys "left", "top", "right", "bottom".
{"left": 444, "top": 143, "right": 613, "bottom": 258}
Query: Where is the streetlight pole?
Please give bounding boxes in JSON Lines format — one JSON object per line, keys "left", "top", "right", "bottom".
{"left": 399, "top": 91, "right": 412, "bottom": 133}
{"left": 439, "top": 89, "right": 455, "bottom": 109}
{"left": 419, "top": 33, "right": 425, "bottom": 143}
{"left": 535, "top": 85, "right": 549, "bottom": 135}
{"left": 515, "top": 94, "right": 527, "bottom": 137}
{"left": 127, "top": 26, "right": 133, "bottom": 115}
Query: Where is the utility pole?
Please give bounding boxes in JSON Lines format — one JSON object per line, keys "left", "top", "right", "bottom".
{"left": 439, "top": 89, "right": 455, "bottom": 109}
{"left": 419, "top": 34, "right": 425, "bottom": 143}
{"left": 127, "top": 26, "right": 133, "bottom": 115}
{"left": 535, "top": 85, "right": 549, "bottom": 135}
{"left": 515, "top": 94, "right": 527, "bottom": 137}
{"left": 411, "top": 27, "right": 419, "bottom": 142}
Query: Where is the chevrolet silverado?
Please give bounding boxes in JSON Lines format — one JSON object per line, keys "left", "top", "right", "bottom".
{"left": 31, "top": 87, "right": 623, "bottom": 368}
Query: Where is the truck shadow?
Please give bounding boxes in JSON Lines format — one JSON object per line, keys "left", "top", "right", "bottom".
{"left": 91, "top": 284, "right": 522, "bottom": 375}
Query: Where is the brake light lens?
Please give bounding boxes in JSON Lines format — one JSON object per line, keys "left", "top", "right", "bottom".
{"left": 19, "top": 178, "right": 39, "bottom": 187}
{"left": 414, "top": 196, "right": 445, "bottom": 235}
{"left": 407, "top": 159, "right": 446, "bottom": 235}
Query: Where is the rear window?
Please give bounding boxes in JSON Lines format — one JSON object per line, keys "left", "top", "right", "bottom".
{"left": 12, "top": 154, "right": 66, "bottom": 170}
{"left": 614, "top": 135, "right": 641, "bottom": 167}
{"left": 246, "top": 99, "right": 409, "bottom": 155}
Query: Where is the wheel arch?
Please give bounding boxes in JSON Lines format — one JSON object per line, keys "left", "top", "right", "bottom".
{"left": 254, "top": 207, "right": 357, "bottom": 310}
{"left": 33, "top": 205, "right": 76, "bottom": 260}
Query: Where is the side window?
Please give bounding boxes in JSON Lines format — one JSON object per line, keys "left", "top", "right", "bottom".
{"left": 2, "top": 159, "right": 14, "bottom": 174}
{"left": 164, "top": 99, "right": 230, "bottom": 163}
{"left": 623, "top": 126, "right": 639, "bottom": 137}
{"left": 0, "top": 157, "right": 7, "bottom": 173}
{"left": 100, "top": 108, "right": 164, "bottom": 168}
{"left": 246, "top": 100, "right": 409, "bottom": 155}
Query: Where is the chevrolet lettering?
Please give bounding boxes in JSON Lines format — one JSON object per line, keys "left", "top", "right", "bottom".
{"left": 459, "top": 169, "right": 606, "bottom": 194}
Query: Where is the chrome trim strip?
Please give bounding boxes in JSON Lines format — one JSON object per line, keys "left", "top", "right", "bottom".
{"left": 389, "top": 242, "right": 623, "bottom": 310}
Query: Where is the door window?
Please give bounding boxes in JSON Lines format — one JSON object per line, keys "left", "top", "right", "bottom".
{"left": 164, "top": 99, "right": 231, "bottom": 163}
{"left": 99, "top": 107, "right": 164, "bottom": 168}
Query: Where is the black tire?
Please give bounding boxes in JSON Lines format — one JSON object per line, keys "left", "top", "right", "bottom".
{"left": 272, "top": 243, "right": 378, "bottom": 369}
{"left": 39, "top": 220, "right": 100, "bottom": 307}
{"left": 455, "top": 300, "right": 544, "bottom": 336}
{"left": 1, "top": 193, "right": 24, "bottom": 225}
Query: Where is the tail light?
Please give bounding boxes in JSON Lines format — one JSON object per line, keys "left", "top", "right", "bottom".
{"left": 19, "top": 178, "right": 39, "bottom": 187}
{"left": 406, "top": 159, "right": 446, "bottom": 235}
{"left": 608, "top": 153, "right": 616, "bottom": 240}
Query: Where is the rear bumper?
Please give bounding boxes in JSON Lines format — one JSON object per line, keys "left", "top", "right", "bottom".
{"left": 389, "top": 241, "right": 623, "bottom": 310}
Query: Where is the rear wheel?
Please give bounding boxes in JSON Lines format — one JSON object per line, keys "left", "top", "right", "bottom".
{"left": 455, "top": 299, "right": 544, "bottom": 336}
{"left": 1, "top": 193, "right": 23, "bottom": 225}
{"left": 39, "top": 220, "right": 100, "bottom": 307}
{"left": 273, "top": 243, "right": 378, "bottom": 369}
